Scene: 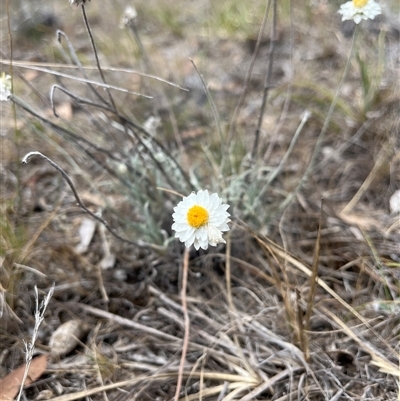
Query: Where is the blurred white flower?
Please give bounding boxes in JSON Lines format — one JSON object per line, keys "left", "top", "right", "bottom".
{"left": 0, "top": 72, "right": 11, "bottom": 101}
{"left": 69, "top": 0, "right": 91, "bottom": 6}
{"left": 120, "top": 6, "right": 138, "bottom": 29}
{"left": 172, "top": 190, "right": 230, "bottom": 250}
{"left": 338, "top": 0, "right": 381, "bottom": 24}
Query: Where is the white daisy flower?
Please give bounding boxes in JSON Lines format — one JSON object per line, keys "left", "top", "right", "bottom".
{"left": 338, "top": 0, "right": 382, "bottom": 24}
{"left": 172, "top": 190, "right": 230, "bottom": 250}
{"left": 0, "top": 72, "right": 11, "bottom": 101}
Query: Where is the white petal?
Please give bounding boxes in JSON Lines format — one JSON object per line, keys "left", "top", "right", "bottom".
{"left": 184, "top": 232, "right": 196, "bottom": 247}
{"left": 187, "top": 238, "right": 196, "bottom": 248}
{"left": 217, "top": 223, "right": 230, "bottom": 232}
{"left": 196, "top": 225, "right": 208, "bottom": 241}
{"left": 181, "top": 227, "right": 196, "bottom": 242}
{"left": 198, "top": 238, "right": 209, "bottom": 250}
{"left": 173, "top": 222, "right": 190, "bottom": 231}
{"left": 209, "top": 193, "right": 220, "bottom": 209}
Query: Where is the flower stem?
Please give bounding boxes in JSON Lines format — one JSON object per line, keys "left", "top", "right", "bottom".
{"left": 174, "top": 248, "right": 190, "bottom": 401}
{"left": 279, "top": 25, "right": 360, "bottom": 213}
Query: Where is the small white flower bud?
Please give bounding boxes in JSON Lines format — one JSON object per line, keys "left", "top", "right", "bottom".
{"left": 120, "top": 6, "right": 138, "bottom": 29}
{"left": 69, "top": 0, "right": 91, "bottom": 7}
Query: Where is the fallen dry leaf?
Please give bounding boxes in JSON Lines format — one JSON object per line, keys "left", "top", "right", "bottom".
{"left": 0, "top": 354, "right": 47, "bottom": 401}
{"left": 49, "top": 320, "right": 88, "bottom": 357}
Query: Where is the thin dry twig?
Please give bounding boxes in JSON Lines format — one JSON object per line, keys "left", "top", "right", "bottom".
{"left": 0, "top": 59, "right": 188, "bottom": 90}
{"left": 2, "top": 61, "right": 152, "bottom": 98}
{"left": 56, "top": 29, "right": 107, "bottom": 105}
{"left": 50, "top": 85, "right": 112, "bottom": 117}
{"left": 81, "top": 4, "right": 117, "bottom": 111}
{"left": 22, "top": 151, "right": 163, "bottom": 251}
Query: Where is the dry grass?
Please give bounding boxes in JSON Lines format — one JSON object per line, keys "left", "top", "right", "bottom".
{"left": 1, "top": 0, "right": 400, "bottom": 400}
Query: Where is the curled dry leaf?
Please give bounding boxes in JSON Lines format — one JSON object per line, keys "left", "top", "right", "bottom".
{"left": 49, "top": 320, "right": 88, "bottom": 357}
{"left": 0, "top": 354, "right": 47, "bottom": 400}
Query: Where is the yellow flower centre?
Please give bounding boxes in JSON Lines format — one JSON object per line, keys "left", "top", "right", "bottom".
{"left": 352, "top": 0, "right": 368, "bottom": 8}
{"left": 187, "top": 205, "right": 209, "bottom": 228}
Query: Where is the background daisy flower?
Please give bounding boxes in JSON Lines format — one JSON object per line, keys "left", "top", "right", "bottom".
{"left": 172, "top": 190, "right": 230, "bottom": 250}
{"left": 338, "top": 0, "right": 382, "bottom": 24}
{"left": 0, "top": 72, "right": 11, "bottom": 101}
